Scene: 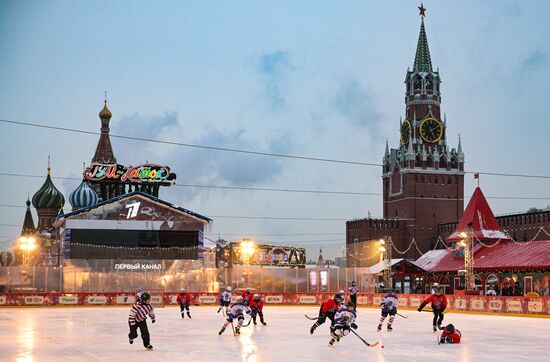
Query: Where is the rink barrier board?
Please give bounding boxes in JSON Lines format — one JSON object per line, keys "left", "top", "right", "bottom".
{"left": 0, "top": 292, "right": 549, "bottom": 316}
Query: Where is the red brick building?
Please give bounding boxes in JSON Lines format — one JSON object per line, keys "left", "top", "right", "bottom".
{"left": 347, "top": 11, "right": 464, "bottom": 265}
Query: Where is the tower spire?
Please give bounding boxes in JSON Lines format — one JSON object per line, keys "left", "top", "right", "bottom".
{"left": 413, "top": 5, "right": 432, "bottom": 73}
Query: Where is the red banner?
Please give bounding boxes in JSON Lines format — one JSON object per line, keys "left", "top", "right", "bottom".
{"left": 0, "top": 292, "right": 549, "bottom": 316}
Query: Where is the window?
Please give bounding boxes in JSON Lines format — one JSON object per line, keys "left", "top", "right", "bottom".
{"left": 451, "top": 156, "right": 458, "bottom": 169}
{"left": 427, "top": 155, "right": 434, "bottom": 168}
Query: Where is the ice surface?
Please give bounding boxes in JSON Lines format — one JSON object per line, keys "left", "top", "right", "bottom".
{"left": 1, "top": 306, "right": 549, "bottom": 362}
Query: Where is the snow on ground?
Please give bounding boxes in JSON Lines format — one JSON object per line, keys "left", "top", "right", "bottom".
{"left": 1, "top": 306, "right": 549, "bottom": 362}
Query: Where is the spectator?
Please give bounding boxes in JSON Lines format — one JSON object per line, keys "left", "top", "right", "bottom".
{"left": 513, "top": 282, "right": 524, "bottom": 296}
{"left": 414, "top": 283, "right": 423, "bottom": 294}
{"left": 485, "top": 286, "right": 496, "bottom": 296}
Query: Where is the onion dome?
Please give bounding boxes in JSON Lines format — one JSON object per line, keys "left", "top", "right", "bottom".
{"left": 32, "top": 166, "right": 65, "bottom": 209}
{"left": 99, "top": 100, "right": 112, "bottom": 119}
{"left": 69, "top": 180, "right": 98, "bottom": 210}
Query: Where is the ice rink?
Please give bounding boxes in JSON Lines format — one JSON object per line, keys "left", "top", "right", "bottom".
{"left": 1, "top": 306, "right": 549, "bottom": 362}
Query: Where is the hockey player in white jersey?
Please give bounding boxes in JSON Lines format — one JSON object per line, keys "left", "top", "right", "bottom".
{"left": 329, "top": 301, "right": 358, "bottom": 346}
{"left": 218, "top": 296, "right": 251, "bottom": 335}
{"left": 378, "top": 289, "right": 399, "bottom": 332}
{"left": 217, "top": 286, "right": 232, "bottom": 314}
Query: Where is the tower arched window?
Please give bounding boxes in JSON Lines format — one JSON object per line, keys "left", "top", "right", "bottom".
{"left": 415, "top": 154, "right": 423, "bottom": 168}
{"left": 426, "top": 155, "right": 434, "bottom": 168}
{"left": 425, "top": 75, "right": 434, "bottom": 94}
{"left": 413, "top": 75, "right": 422, "bottom": 94}
{"left": 439, "top": 156, "right": 447, "bottom": 170}
{"left": 451, "top": 156, "right": 458, "bottom": 169}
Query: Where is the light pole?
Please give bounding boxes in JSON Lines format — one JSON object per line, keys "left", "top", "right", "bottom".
{"left": 18, "top": 236, "right": 37, "bottom": 265}
{"left": 458, "top": 229, "right": 474, "bottom": 291}
{"left": 378, "top": 238, "right": 392, "bottom": 290}
{"left": 240, "top": 238, "right": 257, "bottom": 287}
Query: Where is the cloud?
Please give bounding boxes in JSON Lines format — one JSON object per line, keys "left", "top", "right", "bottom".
{"left": 256, "top": 50, "right": 291, "bottom": 110}
{"left": 111, "top": 113, "right": 293, "bottom": 197}
{"left": 330, "top": 79, "right": 381, "bottom": 128}
{"left": 522, "top": 50, "right": 547, "bottom": 73}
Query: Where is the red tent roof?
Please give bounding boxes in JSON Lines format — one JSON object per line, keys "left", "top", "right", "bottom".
{"left": 447, "top": 187, "right": 509, "bottom": 242}
{"left": 415, "top": 240, "right": 550, "bottom": 272}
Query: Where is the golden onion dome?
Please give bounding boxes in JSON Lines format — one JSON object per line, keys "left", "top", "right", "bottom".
{"left": 99, "top": 101, "right": 112, "bottom": 119}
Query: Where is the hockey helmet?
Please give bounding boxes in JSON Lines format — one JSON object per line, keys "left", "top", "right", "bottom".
{"left": 445, "top": 324, "right": 455, "bottom": 334}
{"left": 351, "top": 281, "right": 356, "bottom": 286}
{"left": 180, "top": 288, "right": 186, "bottom": 293}
{"left": 334, "top": 294, "right": 344, "bottom": 303}
{"left": 253, "top": 294, "right": 260, "bottom": 300}
{"left": 434, "top": 286, "right": 444, "bottom": 295}
{"left": 236, "top": 296, "right": 244, "bottom": 303}
{"left": 141, "top": 292, "right": 151, "bottom": 303}
{"left": 346, "top": 301, "right": 355, "bottom": 311}
{"left": 226, "top": 286, "right": 232, "bottom": 291}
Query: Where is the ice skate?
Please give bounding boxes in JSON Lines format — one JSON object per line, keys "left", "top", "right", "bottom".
{"left": 377, "top": 324, "right": 382, "bottom": 332}
{"left": 129, "top": 338, "right": 134, "bottom": 344}
{"left": 187, "top": 312, "right": 191, "bottom": 319}
{"left": 218, "top": 326, "right": 226, "bottom": 335}
{"left": 329, "top": 337, "right": 336, "bottom": 346}
{"left": 181, "top": 311, "right": 185, "bottom": 319}
{"left": 310, "top": 323, "right": 318, "bottom": 335}
{"left": 145, "top": 345, "right": 153, "bottom": 351}
{"left": 235, "top": 327, "right": 240, "bottom": 335}
{"left": 387, "top": 325, "right": 393, "bottom": 332}
{"left": 433, "top": 325, "right": 437, "bottom": 332}
{"left": 261, "top": 321, "right": 267, "bottom": 326}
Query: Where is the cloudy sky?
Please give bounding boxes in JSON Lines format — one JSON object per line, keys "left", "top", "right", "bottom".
{"left": 1, "top": 0, "right": 550, "bottom": 258}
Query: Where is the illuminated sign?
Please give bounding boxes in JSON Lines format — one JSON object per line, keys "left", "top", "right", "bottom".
{"left": 84, "top": 163, "right": 175, "bottom": 184}
{"left": 228, "top": 242, "right": 306, "bottom": 267}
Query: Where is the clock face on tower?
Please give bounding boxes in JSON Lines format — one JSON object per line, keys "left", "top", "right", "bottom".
{"left": 419, "top": 117, "right": 443, "bottom": 143}
{"left": 400, "top": 119, "right": 412, "bottom": 144}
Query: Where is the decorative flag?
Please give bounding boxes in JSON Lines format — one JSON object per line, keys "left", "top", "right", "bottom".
{"left": 474, "top": 173, "right": 479, "bottom": 179}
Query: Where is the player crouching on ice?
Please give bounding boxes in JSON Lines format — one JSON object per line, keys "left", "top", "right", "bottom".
{"left": 329, "top": 302, "right": 358, "bottom": 346}
{"left": 439, "top": 324, "right": 461, "bottom": 344}
{"left": 310, "top": 293, "right": 344, "bottom": 334}
{"left": 218, "top": 286, "right": 232, "bottom": 314}
{"left": 378, "top": 289, "right": 399, "bottom": 332}
{"left": 249, "top": 294, "right": 266, "bottom": 325}
{"left": 417, "top": 286, "right": 448, "bottom": 332}
{"left": 128, "top": 292, "right": 156, "bottom": 351}
{"left": 218, "top": 296, "right": 251, "bottom": 335}
{"left": 177, "top": 288, "right": 191, "bottom": 319}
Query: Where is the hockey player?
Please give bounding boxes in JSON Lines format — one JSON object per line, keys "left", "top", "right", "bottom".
{"left": 439, "top": 324, "right": 461, "bottom": 344}
{"left": 249, "top": 294, "right": 266, "bottom": 325}
{"left": 310, "top": 293, "right": 344, "bottom": 335}
{"left": 348, "top": 281, "right": 358, "bottom": 309}
{"left": 329, "top": 301, "right": 358, "bottom": 346}
{"left": 418, "top": 286, "right": 448, "bottom": 332}
{"left": 218, "top": 296, "right": 252, "bottom": 335}
{"left": 177, "top": 288, "right": 191, "bottom": 319}
{"left": 218, "top": 286, "right": 232, "bottom": 314}
{"left": 378, "top": 289, "right": 399, "bottom": 332}
{"left": 128, "top": 292, "right": 156, "bottom": 351}
{"left": 241, "top": 288, "right": 252, "bottom": 306}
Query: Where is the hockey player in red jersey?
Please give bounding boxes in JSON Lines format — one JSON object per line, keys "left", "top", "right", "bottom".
{"left": 176, "top": 288, "right": 192, "bottom": 319}
{"left": 418, "top": 286, "right": 448, "bottom": 332}
{"left": 249, "top": 294, "right": 266, "bottom": 325}
{"left": 310, "top": 293, "right": 344, "bottom": 334}
{"left": 439, "top": 324, "right": 461, "bottom": 344}
{"left": 241, "top": 288, "right": 252, "bottom": 306}
{"left": 128, "top": 292, "right": 156, "bottom": 351}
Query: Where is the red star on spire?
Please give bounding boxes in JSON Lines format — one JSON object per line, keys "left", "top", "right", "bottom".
{"left": 418, "top": 3, "right": 426, "bottom": 17}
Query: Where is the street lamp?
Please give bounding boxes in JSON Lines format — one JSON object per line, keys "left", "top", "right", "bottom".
{"left": 378, "top": 238, "right": 392, "bottom": 291}
{"left": 457, "top": 229, "right": 474, "bottom": 291}
{"left": 18, "top": 236, "right": 37, "bottom": 265}
{"left": 240, "top": 238, "right": 256, "bottom": 263}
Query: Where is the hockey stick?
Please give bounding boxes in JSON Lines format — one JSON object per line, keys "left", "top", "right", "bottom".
{"left": 437, "top": 335, "right": 441, "bottom": 345}
{"left": 396, "top": 312, "right": 408, "bottom": 319}
{"left": 230, "top": 319, "right": 236, "bottom": 336}
{"left": 350, "top": 329, "right": 380, "bottom": 348}
{"left": 304, "top": 314, "right": 325, "bottom": 320}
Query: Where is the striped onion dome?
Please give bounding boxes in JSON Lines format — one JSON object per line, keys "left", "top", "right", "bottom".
{"left": 69, "top": 180, "right": 98, "bottom": 210}
{"left": 32, "top": 167, "right": 65, "bottom": 209}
